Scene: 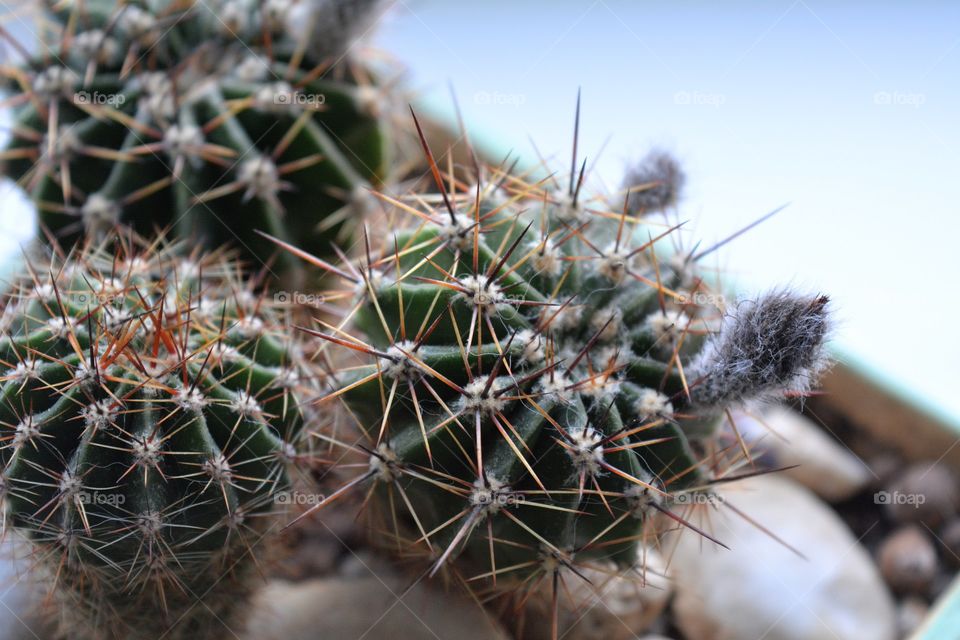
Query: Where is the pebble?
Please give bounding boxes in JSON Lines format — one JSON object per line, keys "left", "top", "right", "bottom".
{"left": 878, "top": 526, "right": 937, "bottom": 595}
{"left": 732, "top": 406, "right": 872, "bottom": 502}
{"left": 668, "top": 475, "right": 896, "bottom": 640}
{"left": 896, "top": 597, "right": 929, "bottom": 637}
{"left": 245, "top": 575, "right": 509, "bottom": 640}
{"left": 884, "top": 462, "right": 959, "bottom": 526}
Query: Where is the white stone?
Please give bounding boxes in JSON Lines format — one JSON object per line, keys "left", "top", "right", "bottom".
{"left": 668, "top": 475, "right": 896, "bottom": 640}
{"left": 244, "top": 576, "right": 509, "bottom": 640}
{"left": 738, "top": 406, "right": 873, "bottom": 502}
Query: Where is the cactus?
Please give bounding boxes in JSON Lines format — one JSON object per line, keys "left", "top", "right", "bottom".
{"left": 284, "top": 111, "right": 831, "bottom": 631}
{"left": 0, "top": 235, "right": 312, "bottom": 640}
{"left": 1, "top": 0, "right": 391, "bottom": 277}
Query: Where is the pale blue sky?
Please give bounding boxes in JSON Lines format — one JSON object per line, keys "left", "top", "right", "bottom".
{"left": 375, "top": 0, "right": 960, "bottom": 427}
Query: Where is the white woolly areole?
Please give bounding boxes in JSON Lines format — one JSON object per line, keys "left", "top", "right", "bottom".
{"left": 273, "top": 367, "right": 301, "bottom": 389}
{"left": 58, "top": 470, "right": 83, "bottom": 500}
{"left": 625, "top": 477, "right": 664, "bottom": 518}
{"left": 435, "top": 212, "right": 476, "bottom": 251}
{"left": 262, "top": 0, "right": 294, "bottom": 31}
{"left": 645, "top": 309, "right": 687, "bottom": 345}
{"left": 369, "top": 443, "right": 399, "bottom": 483}
{"left": 237, "top": 155, "right": 281, "bottom": 200}
{"left": 119, "top": 5, "right": 161, "bottom": 44}
{"left": 553, "top": 192, "right": 586, "bottom": 223}
{"left": 133, "top": 435, "right": 162, "bottom": 468}
{"left": 540, "top": 303, "right": 581, "bottom": 332}
{"left": 634, "top": 388, "right": 673, "bottom": 420}
{"left": 137, "top": 511, "right": 163, "bottom": 538}
{"left": 235, "top": 54, "right": 271, "bottom": 83}
{"left": 13, "top": 416, "right": 40, "bottom": 448}
{"left": 81, "top": 399, "right": 117, "bottom": 432}
{"left": 382, "top": 341, "right": 421, "bottom": 380}
{"left": 459, "top": 376, "right": 511, "bottom": 415}
{"left": 235, "top": 316, "right": 264, "bottom": 338}
{"left": 354, "top": 85, "right": 382, "bottom": 116}
{"left": 207, "top": 342, "right": 242, "bottom": 365}
{"left": 253, "top": 81, "right": 299, "bottom": 114}
{"left": 457, "top": 275, "right": 506, "bottom": 310}
{"left": 45, "top": 317, "right": 72, "bottom": 339}
{"left": 218, "top": 0, "right": 250, "bottom": 35}
{"left": 535, "top": 372, "right": 574, "bottom": 403}
{"left": 34, "top": 67, "right": 77, "bottom": 99}
{"left": 40, "top": 127, "right": 80, "bottom": 165}
{"left": 596, "top": 244, "right": 633, "bottom": 284}
{"left": 138, "top": 72, "right": 176, "bottom": 120}
{"left": 174, "top": 387, "right": 208, "bottom": 412}
{"left": 163, "top": 124, "right": 204, "bottom": 159}
{"left": 230, "top": 390, "right": 263, "bottom": 419}
{"left": 72, "top": 361, "right": 96, "bottom": 387}
{"left": 589, "top": 308, "right": 622, "bottom": 342}
{"left": 203, "top": 453, "right": 233, "bottom": 484}
{"left": 528, "top": 239, "right": 563, "bottom": 277}
{"left": 8, "top": 358, "right": 41, "bottom": 383}
{"left": 81, "top": 193, "right": 121, "bottom": 231}
{"left": 102, "top": 306, "right": 132, "bottom": 331}
{"left": 567, "top": 427, "right": 605, "bottom": 476}
{"left": 72, "top": 30, "right": 120, "bottom": 64}
{"left": 515, "top": 329, "right": 546, "bottom": 365}
{"left": 33, "top": 283, "right": 55, "bottom": 300}
{"left": 470, "top": 476, "right": 515, "bottom": 518}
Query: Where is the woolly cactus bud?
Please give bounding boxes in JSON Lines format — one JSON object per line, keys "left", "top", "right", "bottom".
{"left": 622, "top": 150, "right": 685, "bottom": 213}
{"left": 1, "top": 0, "right": 391, "bottom": 280}
{"left": 285, "top": 0, "right": 388, "bottom": 62}
{"left": 690, "top": 291, "right": 831, "bottom": 410}
{"left": 0, "top": 237, "right": 312, "bottom": 640}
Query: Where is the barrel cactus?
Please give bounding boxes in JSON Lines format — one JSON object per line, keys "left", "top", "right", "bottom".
{"left": 0, "top": 236, "right": 312, "bottom": 639}
{"left": 1, "top": 0, "right": 390, "bottom": 277}
{"left": 292, "top": 120, "right": 830, "bottom": 624}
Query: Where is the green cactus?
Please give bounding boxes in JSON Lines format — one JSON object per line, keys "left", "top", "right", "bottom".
{"left": 1, "top": 0, "right": 390, "bottom": 278}
{"left": 0, "top": 235, "right": 312, "bottom": 639}
{"left": 291, "top": 115, "right": 830, "bottom": 617}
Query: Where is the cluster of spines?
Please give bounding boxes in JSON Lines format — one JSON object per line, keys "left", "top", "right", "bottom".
{"left": 0, "top": 235, "right": 313, "bottom": 639}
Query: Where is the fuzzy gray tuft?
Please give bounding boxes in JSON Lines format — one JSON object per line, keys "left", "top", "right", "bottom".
{"left": 622, "top": 150, "right": 685, "bottom": 213}
{"left": 288, "top": 0, "right": 388, "bottom": 63}
{"left": 690, "top": 291, "right": 831, "bottom": 410}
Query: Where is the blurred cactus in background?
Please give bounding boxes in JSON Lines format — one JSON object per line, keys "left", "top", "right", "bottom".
{"left": 1, "top": 0, "right": 393, "bottom": 278}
